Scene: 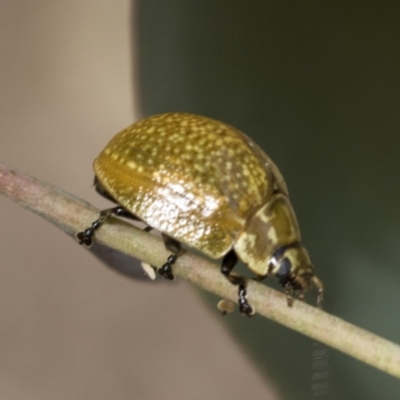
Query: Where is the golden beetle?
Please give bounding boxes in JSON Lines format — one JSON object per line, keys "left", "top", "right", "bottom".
{"left": 77, "top": 113, "right": 323, "bottom": 315}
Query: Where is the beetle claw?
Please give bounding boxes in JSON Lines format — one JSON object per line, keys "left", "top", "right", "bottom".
{"left": 238, "top": 284, "right": 255, "bottom": 317}
{"left": 158, "top": 254, "right": 177, "bottom": 280}
{"left": 76, "top": 228, "right": 94, "bottom": 248}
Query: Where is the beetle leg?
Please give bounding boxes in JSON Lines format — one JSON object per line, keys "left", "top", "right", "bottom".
{"left": 238, "top": 283, "right": 255, "bottom": 317}
{"left": 93, "top": 178, "right": 154, "bottom": 227}
{"left": 283, "top": 284, "right": 294, "bottom": 307}
{"left": 221, "top": 251, "right": 254, "bottom": 317}
{"left": 76, "top": 206, "right": 152, "bottom": 247}
{"left": 76, "top": 206, "right": 124, "bottom": 247}
{"left": 158, "top": 234, "right": 182, "bottom": 281}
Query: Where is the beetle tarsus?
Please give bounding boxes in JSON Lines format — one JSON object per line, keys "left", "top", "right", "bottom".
{"left": 286, "top": 296, "right": 294, "bottom": 307}
{"left": 76, "top": 205, "right": 146, "bottom": 248}
{"left": 238, "top": 284, "right": 254, "bottom": 317}
{"left": 283, "top": 283, "right": 294, "bottom": 307}
{"left": 221, "top": 251, "right": 255, "bottom": 316}
{"left": 76, "top": 226, "right": 96, "bottom": 247}
{"left": 158, "top": 254, "right": 177, "bottom": 280}
{"left": 158, "top": 235, "right": 182, "bottom": 281}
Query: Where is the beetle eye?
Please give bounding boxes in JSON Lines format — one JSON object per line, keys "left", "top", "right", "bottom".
{"left": 276, "top": 257, "right": 292, "bottom": 279}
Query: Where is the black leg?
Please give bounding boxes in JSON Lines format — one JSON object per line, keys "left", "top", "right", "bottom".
{"left": 158, "top": 234, "right": 182, "bottom": 280}
{"left": 238, "top": 283, "right": 254, "bottom": 317}
{"left": 76, "top": 206, "right": 151, "bottom": 247}
{"left": 221, "top": 251, "right": 254, "bottom": 316}
{"left": 76, "top": 206, "right": 122, "bottom": 247}
{"left": 79, "top": 178, "right": 152, "bottom": 247}
{"left": 221, "top": 250, "right": 239, "bottom": 283}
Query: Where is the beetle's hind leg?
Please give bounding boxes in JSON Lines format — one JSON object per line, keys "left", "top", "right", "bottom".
{"left": 221, "top": 251, "right": 254, "bottom": 317}
{"left": 158, "top": 234, "right": 182, "bottom": 280}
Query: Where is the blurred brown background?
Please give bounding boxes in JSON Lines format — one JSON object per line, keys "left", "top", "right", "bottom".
{"left": 0, "top": 2, "right": 279, "bottom": 399}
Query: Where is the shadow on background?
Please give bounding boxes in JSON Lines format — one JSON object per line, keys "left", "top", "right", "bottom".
{"left": 137, "top": 2, "right": 400, "bottom": 399}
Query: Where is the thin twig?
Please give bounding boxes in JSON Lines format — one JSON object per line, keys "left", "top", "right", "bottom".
{"left": 0, "top": 161, "right": 399, "bottom": 379}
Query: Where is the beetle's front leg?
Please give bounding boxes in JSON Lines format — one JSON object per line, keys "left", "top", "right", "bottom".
{"left": 76, "top": 206, "right": 125, "bottom": 247}
{"left": 158, "top": 234, "right": 182, "bottom": 280}
{"left": 221, "top": 251, "right": 254, "bottom": 317}
{"left": 76, "top": 206, "right": 151, "bottom": 247}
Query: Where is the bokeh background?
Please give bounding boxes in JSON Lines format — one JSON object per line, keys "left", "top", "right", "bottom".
{"left": 1, "top": 1, "right": 400, "bottom": 399}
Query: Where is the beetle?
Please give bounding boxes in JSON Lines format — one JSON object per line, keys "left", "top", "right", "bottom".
{"left": 76, "top": 113, "right": 323, "bottom": 316}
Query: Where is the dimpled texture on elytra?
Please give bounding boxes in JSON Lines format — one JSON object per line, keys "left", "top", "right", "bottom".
{"left": 94, "top": 113, "right": 277, "bottom": 258}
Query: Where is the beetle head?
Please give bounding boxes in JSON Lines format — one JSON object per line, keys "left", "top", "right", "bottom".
{"left": 270, "top": 244, "right": 322, "bottom": 305}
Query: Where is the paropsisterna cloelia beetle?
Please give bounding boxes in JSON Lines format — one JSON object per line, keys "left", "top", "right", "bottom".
{"left": 76, "top": 113, "right": 323, "bottom": 316}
